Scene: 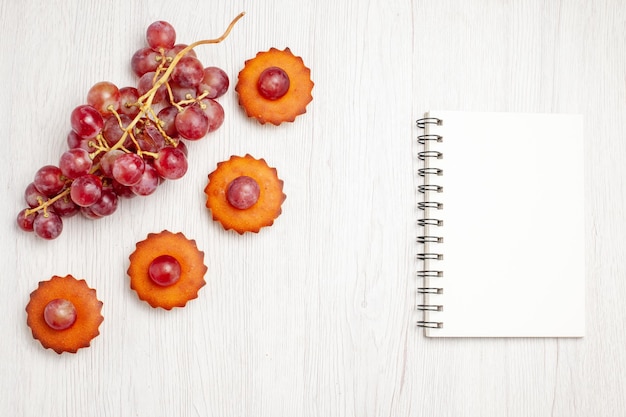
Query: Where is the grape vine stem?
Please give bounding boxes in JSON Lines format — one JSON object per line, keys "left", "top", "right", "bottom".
{"left": 25, "top": 189, "right": 70, "bottom": 217}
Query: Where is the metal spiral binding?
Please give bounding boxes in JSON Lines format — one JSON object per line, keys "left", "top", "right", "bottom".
{"left": 416, "top": 117, "right": 444, "bottom": 329}
{"left": 418, "top": 201, "right": 443, "bottom": 210}
{"left": 417, "top": 287, "right": 443, "bottom": 294}
{"left": 417, "top": 304, "right": 443, "bottom": 311}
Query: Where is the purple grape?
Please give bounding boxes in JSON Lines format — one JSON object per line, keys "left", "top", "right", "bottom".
{"left": 70, "top": 174, "right": 102, "bottom": 207}
{"left": 131, "top": 163, "right": 160, "bottom": 196}
{"left": 153, "top": 146, "right": 188, "bottom": 180}
{"left": 197, "top": 66, "right": 229, "bottom": 99}
{"left": 34, "top": 165, "right": 65, "bottom": 197}
{"left": 33, "top": 212, "right": 63, "bottom": 240}
{"left": 112, "top": 153, "right": 145, "bottom": 186}
{"left": 59, "top": 148, "right": 93, "bottom": 179}
{"left": 90, "top": 189, "right": 118, "bottom": 216}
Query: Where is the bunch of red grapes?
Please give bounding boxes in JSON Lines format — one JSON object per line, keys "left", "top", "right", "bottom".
{"left": 17, "top": 20, "right": 233, "bottom": 240}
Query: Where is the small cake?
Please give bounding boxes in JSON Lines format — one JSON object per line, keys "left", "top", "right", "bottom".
{"left": 25, "top": 275, "right": 103, "bottom": 354}
{"left": 235, "top": 47, "right": 313, "bottom": 125}
{"left": 204, "top": 154, "right": 286, "bottom": 234}
{"left": 127, "top": 230, "right": 207, "bottom": 309}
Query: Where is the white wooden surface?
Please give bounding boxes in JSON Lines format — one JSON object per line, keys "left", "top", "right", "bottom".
{"left": 1, "top": 0, "right": 624, "bottom": 416}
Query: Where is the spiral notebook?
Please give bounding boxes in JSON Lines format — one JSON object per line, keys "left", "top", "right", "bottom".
{"left": 415, "top": 111, "right": 585, "bottom": 338}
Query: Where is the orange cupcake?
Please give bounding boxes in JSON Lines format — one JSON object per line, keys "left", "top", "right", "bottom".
{"left": 204, "top": 154, "right": 286, "bottom": 234}
{"left": 235, "top": 47, "right": 313, "bottom": 125}
{"left": 25, "top": 275, "right": 103, "bottom": 354}
{"left": 127, "top": 230, "right": 207, "bottom": 310}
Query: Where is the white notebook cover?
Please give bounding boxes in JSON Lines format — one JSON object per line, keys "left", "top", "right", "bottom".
{"left": 418, "top": 111, "right": 585, "bottom": 337}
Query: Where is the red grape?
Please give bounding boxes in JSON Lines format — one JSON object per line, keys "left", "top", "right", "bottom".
{"left": 200, "top": 99, "right": 225, "bottom": 133}
{"left": 137, "top": 71, "right": 167, "bottom": 104}
{"left": 175, "top": 139, "right": 188, "bottom": 156}
{"left": 67, "top": 131, "right": 97, "bottom": 152}
{"left": 118, "top": 86, "right": 141, "bottom": 117}
{"left": 257, "top": 67, "right": 290, "bottom": 100}
{"left": 67, "top": 131, "right": 82, "bottom": 149}
{"left": 51, "top": 194, "right": 80, "bottom": 217}
{"left": 142, "top": 121, "right": 167, "bottom": 151}
{"left": 71, "top": 105, "right": 104, "bottom": 139}
{"left": 44, "top": 299, "right": 77, "bottom": 330}
{"left": 157, "top": 106, "right": 179, "bottom": 137}
{"left": 59, "top": 148, "right": 93, "bottom": 179}
{"left": 171, "top": 56, "right": 204, "bottom": 88}
{"left": 175, "top": 104, "right": 209, "bottom": 140}
{"left": 102, "top": 114, "right": 132, "bottom": 148}
{"left": 227, "top": 176, "right": 260, "bottom": 209}
{"left": 99, "top": 149, "right": 124, "bottom": 177}
{"left": 70, "top": 174, "right": 103, "bottom": 207}
{"left": 25, "top": 182, "right": 46, "bottom": 207}
{"left": 87, "top": 81, "right": 120, "bottom": 115}
{"left": 133, "top": 133, "right": 157, "bottom": 155}
{"left": 130, "top": 163, "right": 160, "bottom": 196}
{"left": 80, "top": 206, "right": 102, "bottom": 220}
{"left": 146, "top": 21, "right": 176, "bottom": 51}
{"left": 131, "top": 47, "right": 160, "bottom": 77}
{"left": 197, "top": 66, "right": 229, "bottom": 99}
{"left": 90, "top": 189, "right": 118, "bottom": 216}
{"left": 148, "top": 254, "right": 181, "bottom": 286}
{"left": 33, "top": 212, "right": 63, "bottom": 240}
{"left": 17, "top": 209, "right": 36, "bottom": 232}
{"left": 169, "top": 82, "right": 197, "bottom": 103}
{"left": 153, "top": 146, "right": 188, "bottom": 179}
{"left": 112, "top": 153, "right": 145, "bottom": 186}
{"left": 34, "top": 165, "right": 65, "bottom": 197}
{"left": 111, "top": 179, "right": 136, "bottom": 199}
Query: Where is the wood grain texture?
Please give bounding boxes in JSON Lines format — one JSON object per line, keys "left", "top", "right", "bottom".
{"left": 0, "top": 0, "right": 624, "bottom": 416}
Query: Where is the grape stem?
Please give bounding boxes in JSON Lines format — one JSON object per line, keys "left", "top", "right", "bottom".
{"left": 176, "top": 90, "right": 210, "bottom": 110}
{"left": 24, "top": 188, "right": 70, "bottom": 217}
